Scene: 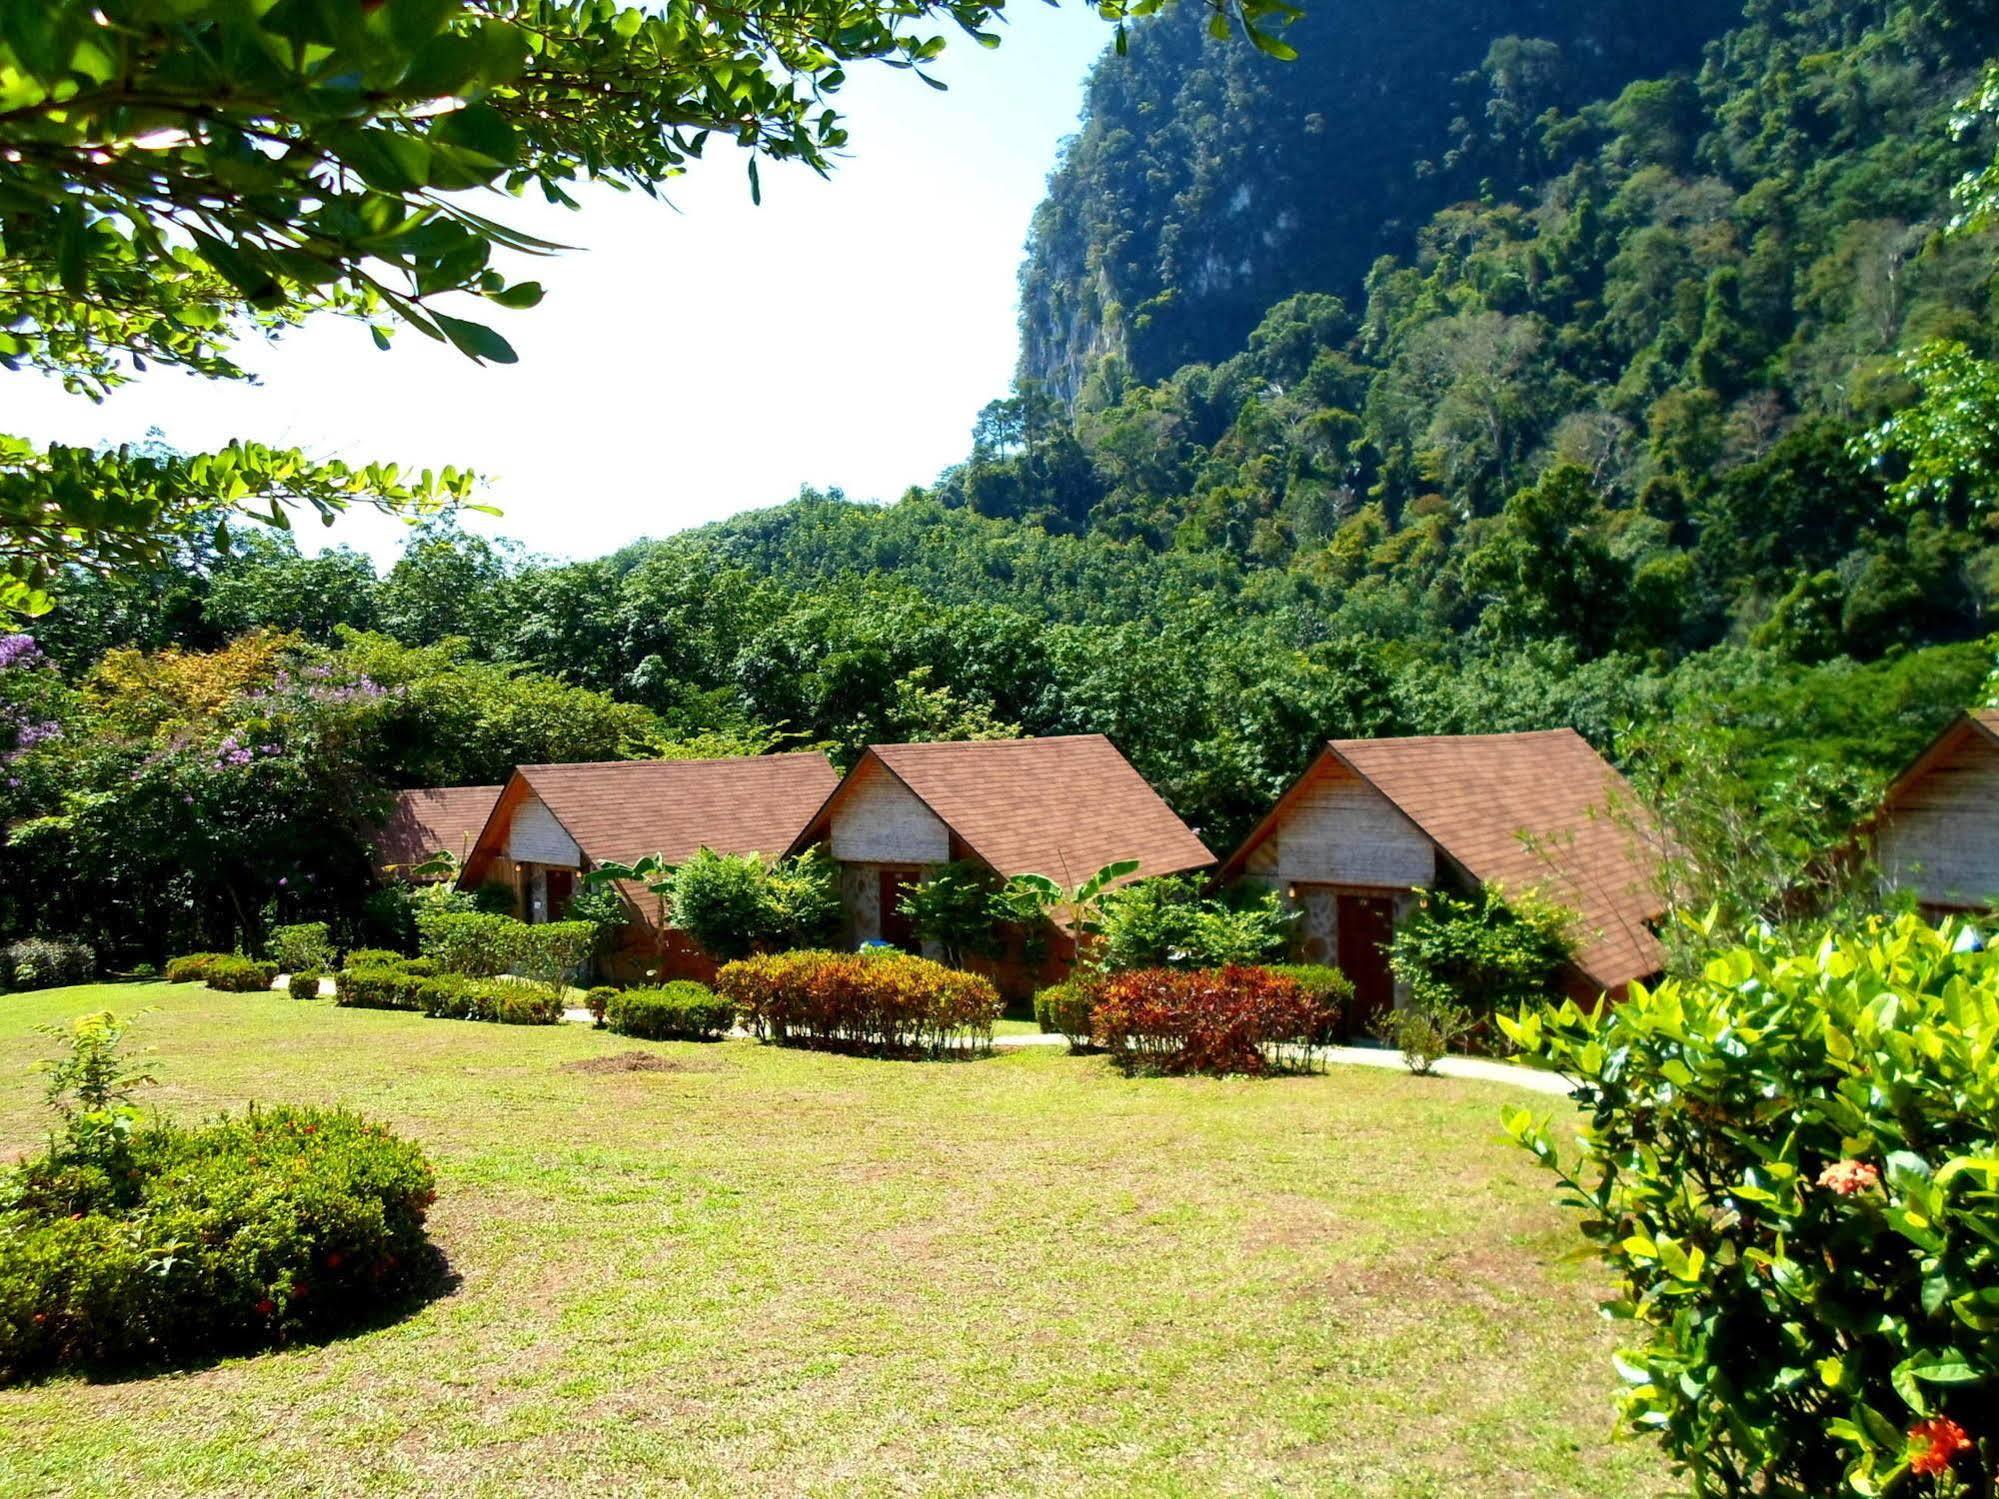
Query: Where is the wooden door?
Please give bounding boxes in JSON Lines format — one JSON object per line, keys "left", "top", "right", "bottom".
{"left": 545, "top": 868, "right": 575, "bottom": 921}
{"left": 1336, "top": 892, "right": 1397, "bottom": 1038}
{"left": 879, "top": 868, "right": 919, "bottom": 949}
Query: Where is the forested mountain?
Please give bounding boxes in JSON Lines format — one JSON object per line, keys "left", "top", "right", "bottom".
{"left": 6, "top": 0, "right": 1998, "bottom": 959}
{"left": 1017, "top": 0, "right": 1743, "bottom": 398}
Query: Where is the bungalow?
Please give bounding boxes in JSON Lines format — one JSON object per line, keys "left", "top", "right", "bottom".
{"left": 1216, "top": 730, "right": 1666, "bottom": 1031}
{"left": 457, "top": 753, "right": 840, "bottom": 982}
{"left": 1869, "top": 709, "right": 1999, "bottom": 916}
{"left": 373, "top": 784, "right": 504, "bottom": 880}
{"left": 787, "top": 734, "right": 1214, "bottom": 995}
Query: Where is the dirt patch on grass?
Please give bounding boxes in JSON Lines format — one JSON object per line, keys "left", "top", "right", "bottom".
{"left": 561, "top": 1051, "right": 717, "bottom": 1076}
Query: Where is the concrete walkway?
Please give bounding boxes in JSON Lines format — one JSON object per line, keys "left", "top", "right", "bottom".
{"left": 989, "top": 1029, "right": 1578, "bottom": 1095}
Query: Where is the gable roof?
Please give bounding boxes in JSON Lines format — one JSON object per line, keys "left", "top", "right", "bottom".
{"left": 790, "top": 735, "right": 1214, "bottom": 884}
{"left": 1221, "top": 730, "right": 1665, "bottom": 992}
{"left": 461, "top": 753, "right": 840, "bottom": 880}
{"left": 1871, "top": 710, "right": 1999, "bottom": 824}
{"left": 374, "top": 785, "right": 503, "bottom": 876}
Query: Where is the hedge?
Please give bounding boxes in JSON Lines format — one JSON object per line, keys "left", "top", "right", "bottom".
{"left": 1090, "top": 965, "right": 1333, "bottom": 1075}
{"left": 1265, "top": 964, "right": 1354, "bottom": 1042}
{"left": 165, "top": 952, "right": 231, "bottom": 984}
{"left": 717, "top": 949, "right": 1000, "bottom": 1056}
{"left": 605, "top": 983, "right": 735, "bottom": 1040}
{"left": 204, "top": 958, "right": 278, "bottom": 994}
{"left": 1, "top": 937, "right": 96, "bottom": 993}
{"left": 341, "top": 948, "right": 406, "bottom": 972}
{"left": 285, "top": 970, "right": 325, "bottom": 1003}
{"left": 333, "top": 965, "right": 428, "bottom": 1012}
{"left": 1503, "top": 914, "right": 1997, "bottom": 1495}
{"left": 413, "top": 976, "right": 564, "bottom": 1026}
{"left": 0, "top": 1105, "right": 436, "bottom": 1380}
{"left": 1032, "top": 981, "right": 1096, "bottom": 1051}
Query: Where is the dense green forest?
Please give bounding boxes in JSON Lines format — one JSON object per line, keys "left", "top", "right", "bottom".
{"left": 4, "top": 0, "right": 1997, "bottom": 960}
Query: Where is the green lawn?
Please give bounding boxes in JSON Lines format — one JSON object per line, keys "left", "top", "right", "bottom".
{"left": 0, "top": 983, "right": 1666, "bottom": 1498}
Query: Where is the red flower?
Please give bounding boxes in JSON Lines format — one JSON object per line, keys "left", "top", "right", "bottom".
{"left": 1908, "top": 1416, "right": 1970, "bottom": 1477}
{"left": 254, "top": 1298, "right": 276, "bottom": 1318}
{"left": 1816, "top": 1159, "right": 1880, "bottom": 1196}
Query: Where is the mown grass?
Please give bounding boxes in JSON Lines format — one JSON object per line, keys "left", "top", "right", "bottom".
{"left": 0, "top": 983, "right": 1666, "bottom": 1498}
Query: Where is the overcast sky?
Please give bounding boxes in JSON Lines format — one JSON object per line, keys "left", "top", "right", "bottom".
{"left": 7, "top": 9, "right": 1115, "bottom": 566}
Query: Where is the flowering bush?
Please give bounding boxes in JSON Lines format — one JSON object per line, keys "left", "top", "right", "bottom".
{"left": 1089, "top": 965, "right": 1332, "bottom": 1075}
{"left": 605, "top": 983, "right": 735, "bottom": 1040}
{"left": 1, "top": 937, "right": 96, "bottom": 992}
{"left": 717, "top": 950, "right": 1001, "bottom": 1056}
{"left": 203, "top": 957, "right": 278, "bottom": 993}
{"left": 1502, "top": 915, "right": 1996, "bottom": 1496}
{"left": 0, "top": 1103, "right": 437, "bottom": 1380}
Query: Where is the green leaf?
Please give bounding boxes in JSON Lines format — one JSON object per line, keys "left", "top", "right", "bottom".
{"left": 432, "top": 312, "right": 517, "bottom": 365}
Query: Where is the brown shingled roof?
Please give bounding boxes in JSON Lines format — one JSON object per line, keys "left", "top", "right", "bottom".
{"left": 374, "top": 785, "right": 502, "bottom": 876}
{"left": 463, "top": 753, "right": 840, "bottom": 880}
{"left": 791, "top": 735, "right": 1213, "bottom": 884}
{"left": 1225, "top": 730, "right": 1665, "bottom": 992}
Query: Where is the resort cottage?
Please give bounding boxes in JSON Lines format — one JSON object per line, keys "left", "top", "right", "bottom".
{"left": 1869, "top": 709, "right": 1999, "bottom": 916}
{"left": 372, "top": 784, "right": 504, "bottom": 880}
{"left": 456, "top": 754, "right": 840, "bottom": 982}
{"left": 1217, "top": 730, "right": 1666, "bottom": 1031}
{"left": 788, "top": 734, "right": 1213, "bottom": 996}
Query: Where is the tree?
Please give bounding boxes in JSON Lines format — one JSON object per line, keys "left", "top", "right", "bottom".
{"left": 0, "top": 0, "right": 1300, "bottom": 614}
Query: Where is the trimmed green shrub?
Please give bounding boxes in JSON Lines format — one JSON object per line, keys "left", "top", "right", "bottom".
{"left": 204, "top": 957, "right": 278, "bottom": 993}
{"left": 0, "top": 1104, "right": 437, "bottom": 1380}
{"left": 1267, "top": 964, "right": 1354, "bottom": 1043}
{"left": 341, "top": 948, "right": 405, "bottom": 972}
{"left": 1032, "top": 981, "right": 1096, "bottom": 1051}
{"left": 1090, "top": 965, "right": 1332, "bottom": 1075}
{"left": 1388, "top": 884, "right": 1573, "bottom": 1026}
{"left": 267, "top": 922, "right": 332, "bottom": 975}
{"left": 1093, "top": 876, "right": 1294, "bottom": 972}
{"left": 396, "top": 957, "right": 439, "bottom": 979}
{"left": 514, "top": 920, "right": 594, "bottom": 988}
{"left": 666, "top": 846, "right": 842, "bottom": 961}
{"left": 414, "top": 911, "right": 519, "bottom": 978}
{"left": 413, "top": 976, "right": 564, "bottom": 1025}
{"left": 605, "top": 983, "right": 735, "bottom": 1040}
{"left": 717, "top": 949, "right": 1000, "bottom": 1055}
{"left": 165, "top": 952, "right": 232, "bottom": 984}
{"left": 1372, "top": 1000, "right": 1472, "bottom": 1075}
{"left": 1502, "top": 914, "right": 1998, "bottom": 1495}
{"left": 584, "top": 986, "right": 617, "bottom": 1026}
{"left": 1, "top": 937, "right": 96, "bottom": 992}
{"left": 333, "top": 965, "right": 427, "bottom": 1012}
{"left": 285, "top": 969, "right": 325, "bottom": 1002}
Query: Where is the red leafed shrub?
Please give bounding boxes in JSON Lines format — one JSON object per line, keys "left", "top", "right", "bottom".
{"left": 716, "top": 949, "right": 1000, "bottom": 1057}
{"left": 1089, "top": 965, "right": 1330, "bottom": 1075}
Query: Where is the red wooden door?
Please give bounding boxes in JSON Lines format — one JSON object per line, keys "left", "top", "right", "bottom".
{"left": 545, "top": 868, "right": 575, "bottom": 921}
{"left": 879, "top": 869, "right": 919, "bottom": 949}
{"left": 1336, "top": 893, "right": 1397, "bottom": 1037}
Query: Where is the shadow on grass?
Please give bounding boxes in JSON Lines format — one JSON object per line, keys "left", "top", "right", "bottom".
{"left": 6, "top": 1244, "right": 461, "bottom": 1390}
{"left": 751, "top": 1033, "right": 1001, "bottom": 1063}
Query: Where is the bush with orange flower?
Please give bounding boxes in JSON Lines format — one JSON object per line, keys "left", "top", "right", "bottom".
{"left": 716, "top": 949, "right": 1000, "bottom": 1056}
{"left": 1502, "top": 914, "right": 1995, "bottom": 1495}
{"left": 1088, "top": 965, "right": 1333, "bottom": 1075}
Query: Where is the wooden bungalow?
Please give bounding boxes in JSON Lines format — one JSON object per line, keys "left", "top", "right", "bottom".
{"left": 787, "top": 734, "right": 1214, "bottom": 996}
{"left": 1216, "top": 730, "right": 1666, "bottom": 1031}
{"left": 1869, "top": 709, "right": 1999, "bottom": 916}
{"left": 372, "top": 785, "right": 504, "bottom": 881}
{"left": 457, "top": 753, "right": 840, "bottom": 983}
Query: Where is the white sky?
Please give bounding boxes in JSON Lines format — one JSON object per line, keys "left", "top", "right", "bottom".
{"left": 5, "top": 9, "right": 1115, "bottom": 565}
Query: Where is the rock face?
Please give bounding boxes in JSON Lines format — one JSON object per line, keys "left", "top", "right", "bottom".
{"left": 1015, "top": 0, "right": 1742, "bottom": 403}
